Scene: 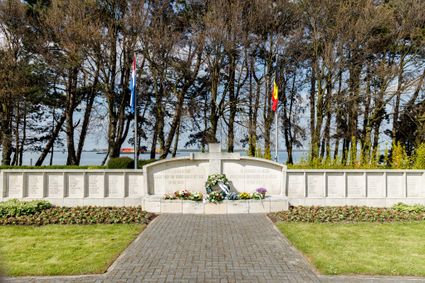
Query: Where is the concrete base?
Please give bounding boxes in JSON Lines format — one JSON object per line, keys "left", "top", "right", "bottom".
{"left": 142, "top": 195, "right": 289, "bottom": 214}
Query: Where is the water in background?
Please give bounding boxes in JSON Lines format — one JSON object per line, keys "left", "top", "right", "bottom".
{"left": 18, "top": 150, "right": 309, "bottom": 166}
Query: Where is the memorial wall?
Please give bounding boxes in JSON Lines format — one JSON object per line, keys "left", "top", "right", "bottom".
{"left": 0, "top": 150, "right": 424, "bottom": 209}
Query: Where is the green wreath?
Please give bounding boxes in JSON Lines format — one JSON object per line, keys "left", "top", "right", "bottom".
{"left": 205, "top": 173, "right": 229, "bottom": 194}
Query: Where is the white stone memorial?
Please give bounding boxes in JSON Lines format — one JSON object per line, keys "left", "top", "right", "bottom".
{"left": 27, "top": 173, "right": 44, "bottom": 198}
{"left": 87, "top": 173, "right": 105, "bottom": 198}
{"left": 67, "top": 173, "right": 85, "bottom": 198}
{"left": 347, "top": 173, "right": 365, "bottom": 197}
{"left": 327, "top": 173, "right": 345, "bottom": 198}
{"left": 387, "top": 173, "right": 404, "bottom": 198}
{"left": 47, "top": 173, "right": 64, "bottom": 198}
{"left": 287, "top": 173, "right": 304, "bottom": 197}
{"left": 7, "top": 173, "right": 23, "bottom": 198}
{"left": 367, "top": 173, "right": 385, "bottom": 198}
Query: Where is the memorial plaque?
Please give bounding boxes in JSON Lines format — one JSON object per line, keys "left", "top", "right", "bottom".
{"left": 68, "top": 173, "right": 84, "bottom": 198}
{"left": 307, "top": 173, "right": 324, "bottom": 197}
{"left": 367, "top": 173, "right": 385, "bottom": 197}
{"left": 48, "top": 174, "right": 64, "bottom": 198}
{"left": 8, "top": 173, "right": 23, "bottom": 198}
{"left": 88, "top": 173, "right": 104, "bottom": 198}
{"left": 327, "top": 173, "right": 345, "bottom": 197}
{"left": 347, "top": 173, "right": 365, "bottom": 197}
{"left": 223, "top": 161, "right": 244, "bottom": 192}
{"left": 243, "top": 163, "right": 281, "bottom": 194}
{"left": 387, "top": 173, "right": 404, "bottom": 197}
{"left": 128, "top": 174, "right": 143, "bottom": 197}
{"left": 184, "top": 163, "right": 208, "bottom": 192}
{"left": 108, "top": 174, "right": 125, "bottom": 197}
{"left": 287, "top": 173, "right": 304, "bottom": 197}
{"left": 27, "top": 173, "right": 44, "bottom": 198}
{"left": 407, "top": 173, "right": 423, "bottom": 197}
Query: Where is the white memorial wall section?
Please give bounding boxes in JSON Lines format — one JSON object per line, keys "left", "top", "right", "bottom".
{"left": 286, "top": 170, "right": 425, "bottom": 206}
{"left": 0, "top": 170, "right": 144, "bottom": 206}
{"left": 0, "top": 162, "right": 425, "bottom": 208}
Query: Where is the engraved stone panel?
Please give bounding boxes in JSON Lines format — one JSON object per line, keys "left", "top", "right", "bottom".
{"left": 48, "top": 174, "right": 64, "bottom": 198}
{"left": 387, "top": 173, "right": 404, "bottom": 198}
{"left": 242, "top": 161, "right": 281, "bottom": 195}
{"left": 307, "top": 173, "right": 324, "bottom": 197}
{"left": 128, "top": 174, "right": 143, "bottom": 197}
{"left": 367, "top": 173, "right": 385, "bottom": 198}
{"left": 223, "top": 161, "right": 244, "bottom": 192}
{"left": 108, "top": 174, "right": 125, "bottom": 198}
{"left": 407, "top": 173, "right": 423, "bottom": 197}
{"left": 27, "top": 173, "right": 44, "bottom": 198}
{"left": 347, "top": 173, "right": 365, "bottom": 197}
{"left": 287, "top": 173, "right": 304, "bottom": 197}
{"left": 8, "top": 173, "right": 23, "bottom": 198}
{"left": 327, "top": 173, "right": 345, "bottom": 197}
{"left": 149, "top": 160, "right": 208, "bottom": 195}
{"left": 88, "top": 173, "right": 104, "bottom": 198}
{"left": 68, "top": 173, "right": 84, "bottom": 198}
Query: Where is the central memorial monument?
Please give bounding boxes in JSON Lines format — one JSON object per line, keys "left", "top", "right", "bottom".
{"left": 142, "top": 143, "right": 288, "bottom": 214}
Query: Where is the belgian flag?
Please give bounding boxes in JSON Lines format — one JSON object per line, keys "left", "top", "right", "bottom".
{"left": 271, "top": 79, "right": 278, "bottom": 112}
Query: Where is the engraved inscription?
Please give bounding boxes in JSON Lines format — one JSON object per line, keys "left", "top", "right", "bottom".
{"left": 327, "top": 173, "right": 345, "bottom": 197}
{"left": 68, "top": 174, "right": 84, "bottom": 198}
{"left": 27, "top": 173, "right": 43, "bottom": 198}
{"left": 288, "top": 173, "right": 304, "bottom": 197}
{"left": 48, "top": 174, "right": 63, "bottom": 197}
{"left": 307, "top": 173, "right": 324, "bottom": 197}
{"left": 387, "top": 173, "right": 404, "bottom": 197}
{"left": 8, "top": 173, "right": 23, "bottom": 198}
{"left": 108, "top": 174, "right": 125, "bottom": 197}
{"left": 347, "top": 173, "right": 365, "bottom": 197}
{"left": 407, "top": 173, "right": 423, "bottom": 197}
{"left": 88, "top": 174, "right": 104, "bottom": 198}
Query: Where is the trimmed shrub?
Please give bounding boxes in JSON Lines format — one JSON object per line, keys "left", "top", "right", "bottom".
{"left": 268, "top": 205, "right": 425, "bottom": 223}
{"left": 138, "top": 159, "right": 157, "bottom": 168}
{"left": 0, "top": 199, "right": 52, "bottom": 217}
{"left": 107, "top": 157, "right": 134, "bottom": 169}
{"left": 0, "top": 206, "right": 156, "bottom": 225}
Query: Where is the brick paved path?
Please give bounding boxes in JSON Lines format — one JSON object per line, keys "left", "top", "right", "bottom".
{"left": 4, "top": 214, "right": 425, "bottom": 283}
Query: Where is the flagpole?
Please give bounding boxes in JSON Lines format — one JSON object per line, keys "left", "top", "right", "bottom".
{"left": 275, "top": 52, "right": 279, "bottom": 163}
{"left": 133, "top": 53, "right": 138, "bottom": 170}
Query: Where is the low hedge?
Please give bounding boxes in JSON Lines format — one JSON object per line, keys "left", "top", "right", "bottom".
{"left": 0, "top": 165, "right": 106, "bottom": 170}
{"left": 0, "top": 206, "right": 156, "bottom": 226}
{"left": 0, "top": 199, "right": 52, "bottom": 217}
{"left": 268, "top": 205, "right": 425, "bottom": 223}
{"left": 107, "top": 157, "right": 157, "bottom": 169}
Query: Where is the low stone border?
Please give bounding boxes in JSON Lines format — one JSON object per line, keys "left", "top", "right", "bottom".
{"left": 143, "top": 195, "right": 289, "bottom": 214}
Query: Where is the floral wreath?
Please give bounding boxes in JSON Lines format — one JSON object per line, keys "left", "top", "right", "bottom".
{"left": 205, "top": 173, "right": 229, "bottom": 194}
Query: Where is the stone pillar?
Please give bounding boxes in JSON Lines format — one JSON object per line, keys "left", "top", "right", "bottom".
{"left": 208, "top": 143, "right": 222, "bottom": 175}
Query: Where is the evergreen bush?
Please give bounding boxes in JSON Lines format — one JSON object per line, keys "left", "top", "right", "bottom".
{"left": 0, "top": 199, "right": 52, "bottom": 217}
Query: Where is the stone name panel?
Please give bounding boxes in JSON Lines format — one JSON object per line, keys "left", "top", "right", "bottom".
{"left": 287, "top": 170, "right": 425, "bottom": 206}
{"left": 147, "top": 159, "right": 209, "bottom": 195}
{"left": 0, "top": 170, "right": 145, "bottom": 206}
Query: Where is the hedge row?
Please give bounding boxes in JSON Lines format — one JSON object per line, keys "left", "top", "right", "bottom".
{"left": 0, "top": 206, "right": 156, "bottom": 226}
{"left": 268, "top": 205, "right": 425, "bottom": 223}
{"left": 0, "top": 199, "right": 52, "bottom": 217}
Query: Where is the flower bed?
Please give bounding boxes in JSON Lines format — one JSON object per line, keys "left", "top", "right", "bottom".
{"left": 268, "top": 204, "right": 425, "bottom": 223}
{"left": 0, "top": 206, "right": 156, "bottom": 225}
{"left": 163, "top": 190, "right": 204, "bottom": 201}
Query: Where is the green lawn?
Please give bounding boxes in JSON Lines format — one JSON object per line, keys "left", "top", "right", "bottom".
{"left": 277, "top": 222, "right": 425, "bottom": 276}
{"left": 0, "top": 224, "right": 144, "bottom": 276}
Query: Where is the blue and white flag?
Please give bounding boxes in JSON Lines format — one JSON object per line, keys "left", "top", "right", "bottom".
{"left": 129, "top": 55, "right": 136, "bottom": 113}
